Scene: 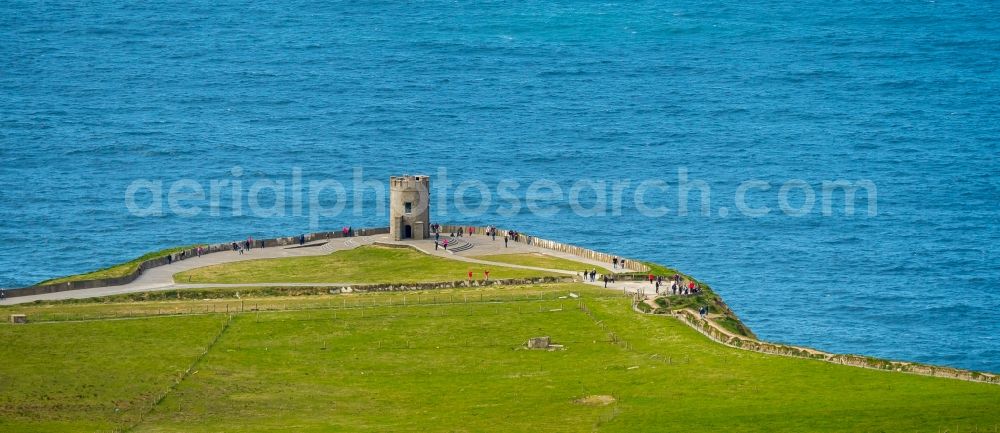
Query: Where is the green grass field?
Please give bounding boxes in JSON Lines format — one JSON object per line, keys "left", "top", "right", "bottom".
{"left": 0, "top": 314, "right": 227, "bottom": 432}
{"left": 473, "top": 252, "right": 597, "bottom": 272}
{"left": 173, "top": 246, "right": 560, "bottom": 284}
{"left": 36, "top": 245, "right": 202, "bottom": 286}
{"left": 2, "top": 283, "right": 998, "bottom": 432}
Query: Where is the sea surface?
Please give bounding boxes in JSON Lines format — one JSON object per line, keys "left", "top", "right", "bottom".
{"left": 1, "top": 1, "right": 998, "bottom": 372}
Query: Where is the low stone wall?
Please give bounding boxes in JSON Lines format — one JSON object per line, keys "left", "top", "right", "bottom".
{"left": 333, "top": 276, "right": 572, "bottom": 294}
{"left": 7, "top": 227, "right": 390, "bottom": 298}
{"left": 436, "top": 225, "right": 649, "bottom": 272}
{"left": 670, "top": 308, "right": 1000, "bottom": 385}
{"left": 260, "top": 227, "right": 389, "bottom": 248}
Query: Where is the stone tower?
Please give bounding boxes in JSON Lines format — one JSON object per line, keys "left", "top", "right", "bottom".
{"left": 389, "top": 175, "right": 430, "bottom": 241}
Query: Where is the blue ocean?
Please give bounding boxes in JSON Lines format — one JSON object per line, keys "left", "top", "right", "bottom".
{"left": 1, "top": 1, "right": 998, "bottom": 372}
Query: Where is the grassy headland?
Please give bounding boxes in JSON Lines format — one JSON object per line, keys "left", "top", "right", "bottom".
{"left": 174, "top": 245, "right": 561, "bottom": 284}
{"left": 472, "top": 252, "right": 597, "bottom": 272}
{"left": 1, "top": 283, "right": 998, "bottom": 432}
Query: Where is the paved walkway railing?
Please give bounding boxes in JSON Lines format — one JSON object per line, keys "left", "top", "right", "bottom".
{"left": 8, "top": 224, "right": 650, "bottom": 299}
{"left": 8, "top": 227, "right": 389, "bottom": 298}
{"left": 435, "top": 225, "right": 649, "bottom": 272}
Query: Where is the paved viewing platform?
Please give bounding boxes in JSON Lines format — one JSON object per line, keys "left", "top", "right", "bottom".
{"left": 0, "top": 232, "right": 649, "bottom": 305}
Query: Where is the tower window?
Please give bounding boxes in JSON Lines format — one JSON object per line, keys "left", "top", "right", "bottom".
{"left": 404, "top": 202, "right": 412, "bottom": 214}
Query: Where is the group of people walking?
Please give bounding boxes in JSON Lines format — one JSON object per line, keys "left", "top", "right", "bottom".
{"left": 231, "top": 236, "right": 257, "bottom": 255}
{"left": 431, "top": 224, "right": 514, "bottom": 249}
{"left": 659, "top": 274, "right": 699, "bottom": 296}
{"left": 579, "top": 262, "right": 700, "bottom": 296}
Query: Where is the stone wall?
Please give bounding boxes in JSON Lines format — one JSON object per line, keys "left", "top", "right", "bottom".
{"left": 333, "top": 276, "right": 571, "bottom": 294}
{"left": 670, "top": 307, "right": 1000, "bottom": 385}
{"left": 6, "top": 227, "right": 390, "bottom": 298}
{"left": 435, "top": 225, "right": 649, "bottom": 272}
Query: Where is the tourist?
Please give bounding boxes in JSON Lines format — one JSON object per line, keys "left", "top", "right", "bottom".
{"left": 504, "top": 236, "right": 508, "bottom": 248}
{"left": 699, "top": 306, "right": 707, "bottom": 318}
{"left": 484, "top": 270, "right": 490, "bottom": 281}
{"left": 443, "top": 238, "right": 449, "bottom": 250}
{"left": 603, "top": 274, "right": 608, "bottom": 288}
{"left": 467, "top": 270, "right": 473, "bottom": 281}
{"left": 671, "top": 281, "right": 678, "bottom": 295}
{"left": 0, "top": 289, "right": 6, "bottom": 300}
{"left": 435, "top": 231, "right": 440, "bottom": 242}
{"left": 688, "top": 280, "right": 696, "bottom": 295}
{"left": 655, "top": 280, "right": 660, "bottom": 294}
{"left": 589, "top": 269, "right": 597, "bottom": 282}
{"left": 648, "top": 274, "right": 654, "bottom": 285}
{"left": 299, "top": 234, "right": 305, "bottom": 245}
{"left": 434, "top": 241, "right": 439, "bottom": 250}
{"left": 612, "top": 257, "right": 618, "bottom": 269}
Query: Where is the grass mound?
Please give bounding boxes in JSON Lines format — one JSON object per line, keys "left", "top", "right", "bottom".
{"left": 473, "top": 252, "right": 597, "bottom": 272}
{"left": 174, "top": 245, "right": 560, "bottom": 284}
{"left": 36, "top": 245, "right": 202, "bottom": 286}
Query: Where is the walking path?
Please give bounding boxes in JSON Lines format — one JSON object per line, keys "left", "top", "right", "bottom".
{"left": 0, "top": 233, "right": 643, "bottom": 305}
